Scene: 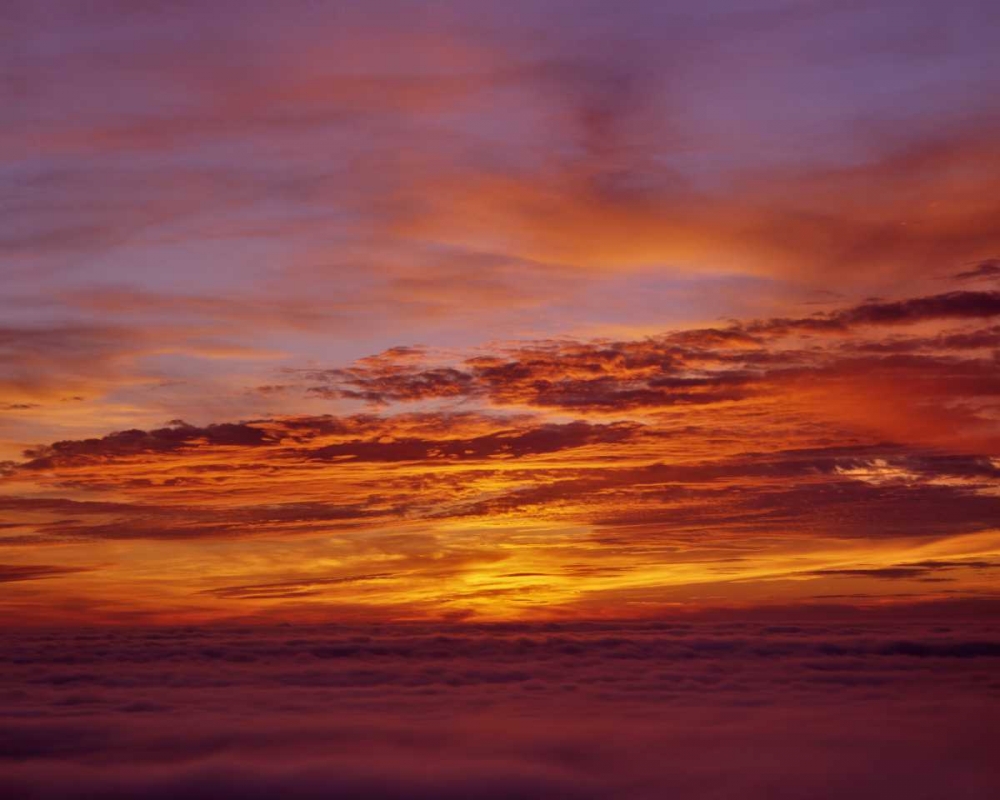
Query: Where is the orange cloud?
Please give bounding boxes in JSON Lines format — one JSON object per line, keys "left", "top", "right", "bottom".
{"left": 4, "top": 288, "right": 1000, "bottom": 623}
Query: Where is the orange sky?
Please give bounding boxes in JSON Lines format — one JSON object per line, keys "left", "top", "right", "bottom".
{"left": 2, "top": 0, "right": 1000, "bottom": 625}
{"left": 3, "top": 290, "right": 1000, "bottom": 623}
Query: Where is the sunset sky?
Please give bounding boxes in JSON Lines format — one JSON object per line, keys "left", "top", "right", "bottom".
{"left": 4, "top": 0, "right": 1000, "bottom": 625}
{"left": 2, "top": 2, "right": 999, "bottom": 796}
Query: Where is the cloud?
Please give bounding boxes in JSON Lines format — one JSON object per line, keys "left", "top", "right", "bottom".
{"left": 954, "top": 259, "right": 1000, "bottom": 281}
{"left": 20, "top": 420, "right": 275, "bottom": 470}
{"left": 4, "top": 0, "right": 1000, "bottom": 480}
{"left": 0, "top": 564, "right": 91, "bottom": 583}
{"left": 0, "top": 619, "right": 999, "bottom": 797}
{"left": 202, "top": 573, "right": 397, "bottom": 600}
{"left": 291, "top": 291, "right": 1000, "bottom": 454}
{"left": 303, "top": 420, "right": 641, "bottom": 463}
{"left": 4, "top": 285, "right": 1000, "bottom": 621}
{"left": 808, "top": 559, "right": 1000, "bottom": 581}
{"left": 750, "top": 290, "right": 1000, "bottom": 334}
{"left": 6, "top": 1, "right": 1000, "bottom": 357}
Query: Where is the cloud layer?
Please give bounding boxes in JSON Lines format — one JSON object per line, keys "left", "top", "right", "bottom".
{"left": 1, "top": 620, "right": 998, "bottom": 799}
{"left": 0, "top": 287, "right": 997, "bottom": 623}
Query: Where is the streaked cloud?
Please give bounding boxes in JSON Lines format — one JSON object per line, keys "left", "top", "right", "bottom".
{"left": 3, "top": 288, "right": 998, "bottom": 622}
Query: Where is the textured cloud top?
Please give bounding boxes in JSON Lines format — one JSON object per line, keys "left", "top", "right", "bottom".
{"left": 2, "top": 619, "right": 999, "bottom": 798}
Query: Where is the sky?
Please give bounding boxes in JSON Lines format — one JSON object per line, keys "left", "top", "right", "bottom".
{"left": 3, "top": 1, "right": 1000, "bottom": 796}
{"left": 3, "top": 0, "right": 1000, "bottom": 625}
